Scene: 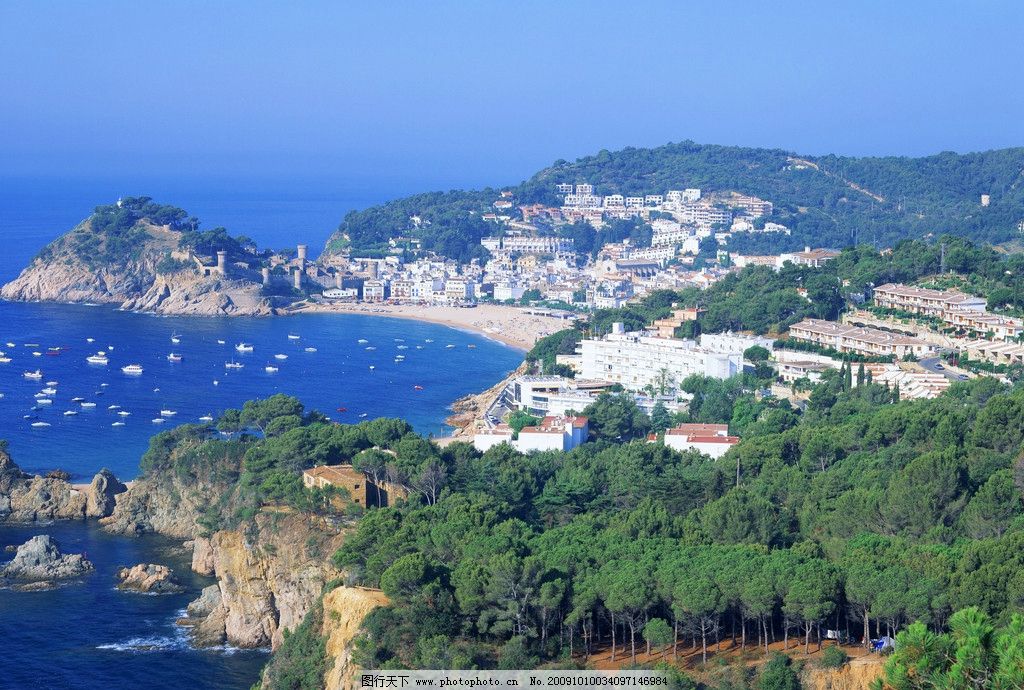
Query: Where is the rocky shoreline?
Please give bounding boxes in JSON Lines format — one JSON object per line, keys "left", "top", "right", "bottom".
{"left": 1, "top": 449, "right": 348, "bottom": 652}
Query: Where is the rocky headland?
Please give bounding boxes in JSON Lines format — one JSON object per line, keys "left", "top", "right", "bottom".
{"left": 0, "top": 449, "right": 126, "bottom": 522}
{"left": 0, "top": 199, "right": 275, "bottom": 317}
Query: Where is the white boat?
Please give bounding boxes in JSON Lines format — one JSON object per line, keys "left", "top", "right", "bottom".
{"left": 117, "top": 411, "right": 131, "bottom": 416}
{"left": 64, "top": 410, "right": 78, "bottom": 416}
{"left": 425, "top": 339, "right": 434, "bottom": 343}
{"left": 160, "top": 410, "right": 177, "bottom": 417}
{"left": 416, "top": 345, "right": 423, "bottom": 349}
{"left": 397, "top": 345, "right": 408, "bottom": 350}
{"left": 357, "top": 339, "right": 369, "bottom": 344}
{"left": 34, "top": 393, "right": 48, "bottom": 399}
{"left": 446, "top": 344, "right": 456, "bottom": 349}
{"left": 304, "top": 347, "right": 317, "bottom": 353}
{"left": 121, "top": 364, "right": 144, "bottom": 375}
{"left": 6, "top": 342, "right": 15, "bottom": 347}
{"left": 167, "top": 353, "right": 183, "bottom": 362}
{"left": 359, "top": 413, "right": 368, "bottom": 418}
{"left": 274, "top": 354, "right": 288, "bottom": 360}
{"left": 23, "top": 370, "right": 43, "bottom": 380}
{"left": 152, "top": 418, "right": 166, "bottom": 424}
{"left": 225, "top": 361, "right": 244, "bottom": 369}
{"left": 36, "top": 398, "right": 53, "bottom": 405}
{"left": 71, "top": 396, "right": 85, "bottom": 402}
{"left": 80, "top": 402, "right": 96, "bottom": 408}
{"left": 171, "top": 333, "right": 181, "bottom": 344}
{"left": 112, "top": 421, "right": 125, "bottom": 427}
{"left": 153, "top": 388, "right": 160, "bottom": 392}
{"left": 199, "top": 414, "right": 214, "bottom": 422}
{"left": 235, "top": 343, "right": 254, "bottom": 353}
{"left": 86, "top": 354, "right": 108, "bottom": 364}
{"left": 86, "top": 338, "right": 95, "bottom": 343}
{"left": 31, "top": 422, "right": 51, "bottom": 428}
{"left": 265, "top": 365, "right": 279, "bottom": 373}
{"left": 369, "top": 365, "right": 375, "bottom": 370}
{"left": 46, "top": 380, "right": 58, "bottom": 386}
{"left": 287, "top": 334, "right": 300, "bottom": 340}
{"left": 100, "top": 383, "right": 108, "bottom": 387}
{"left": 365, "top": 346, "right": 376, "bottom": 351}
{"left": 213, "top": 380, "right": 219, "bottom": 386}
{"left": 42, "top": 387, "right": 57, "bottom": 395}
{"left": 24, "top": 343, "right": 38, "bottom": 347}
{"left": 108, "top": 404, "right": 120, "bottom": 410}
{"left": 32, "top": 351, "right": 42, "bottom": 357}
{"left": 0, "top": 357, "right": 10, "bottom": 364}
{"left": 217, "top": 339, "right": 226, "bottom": 345}
{"left": 394, "top": 338, "right": 404, "bottom": 342}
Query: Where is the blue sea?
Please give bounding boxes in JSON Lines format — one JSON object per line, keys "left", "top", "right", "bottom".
{"left": 0, "top": 177, "right": 521, "bottom": 689}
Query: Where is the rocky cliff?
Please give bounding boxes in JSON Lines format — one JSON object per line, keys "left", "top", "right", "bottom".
{"left": 801, "top": 655, "right": 885, "bottom": 690}
{"left": 322, "top": 586, "right": 390, "bottom": 690}
{"left": 184, "top": 512, "right": 348, "bottom": 650}
{"left": 0, "top": 450, "right": 126, "bottom": 522}
{"left": 1, "top": 216, "right": 273, "bottom": 317}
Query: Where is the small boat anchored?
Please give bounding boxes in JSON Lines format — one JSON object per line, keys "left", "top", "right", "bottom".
{"left": 225, "top": 361, "right": 244, "bottom": 369}
{"left": 121, "top": 364, "right": 144, "bottom": 375}
{"left": 235, "top": 343, "right": 254, "bottom": 353}
{"left": 167, "top": 353, "right": 183, "bottom": 362}
{"left": 265, "top": 365, "right": 279, "bottom": 373}
{"left": 23, "top": 370, "right": 43, "bottom": 380}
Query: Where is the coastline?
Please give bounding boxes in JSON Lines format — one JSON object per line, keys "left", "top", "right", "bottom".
{"left": 285, "top": 301, "right": 574, "bottom": 353}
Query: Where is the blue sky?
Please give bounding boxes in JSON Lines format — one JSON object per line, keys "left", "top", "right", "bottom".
{"left": 2, "top": 1, "right": 1022, "bottom": 188}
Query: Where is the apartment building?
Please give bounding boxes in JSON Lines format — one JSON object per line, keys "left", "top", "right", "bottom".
{"left": 679, "top": 203, "right": 732, "bottom": 229}
{"left": 580, "top": 323, "right": 742, "bottom": 390}
{"left": 788, "top": 318, "right": 936, "bottom": 359}
{"left": 873, "top": 283, "right": 1022, "bottom": 340}
{"left": 481, "top": 236, "right": 575, "bottom": 255}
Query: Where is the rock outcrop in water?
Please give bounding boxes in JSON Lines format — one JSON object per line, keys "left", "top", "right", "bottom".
{"left": 0, "top": 201, "right": 276, "bottom": 317}
{"left": 1, "top": 535, "right": 94, "bottom": 582}
{"left": 117, "top": 563, "right": 185, "bottom": 593}
{"left": 0, "top": 451, "right": 126, "bottom": 522}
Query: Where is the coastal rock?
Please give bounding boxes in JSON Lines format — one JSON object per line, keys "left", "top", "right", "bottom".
{"left": 191, "top": 536, "right": 216, "bottom": 576}
{"left": 86, "top": 469, "right": 127, "bottom": 518}
{"left": 191, "top": 512, "right": 347, "bottom": 649}
{"left": 177, "top": 585, "right": 227, "bottom": 647}
{"left": 116, "top": 563, "right": 184, "bottom": 593}
{"left": 1, "top": 535, "right": 94, "bottom": 581}
{"left": 187, "top": 584, "right": 223, "bottom": 617}
{"left": 0, "top": 451, "right": 126, "bottom": 523}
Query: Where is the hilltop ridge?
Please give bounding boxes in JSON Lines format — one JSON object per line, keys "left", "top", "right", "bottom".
{"left": 324, "top": 141, "right": 1024, "bottom": 260}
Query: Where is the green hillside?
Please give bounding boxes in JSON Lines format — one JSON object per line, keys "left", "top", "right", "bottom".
{"left": 324, "top": 142, "right": 1024, "bottom": 259}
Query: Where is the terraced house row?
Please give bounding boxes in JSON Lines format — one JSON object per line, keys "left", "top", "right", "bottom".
{"left": 788, "top": 318, "right": 937, "bottom": 359}
{"left": 874, "top": 283, "right": 1023, "bottom": 341}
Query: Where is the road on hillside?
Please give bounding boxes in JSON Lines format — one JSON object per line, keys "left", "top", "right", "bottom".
{"left": 920, "top": 356, "right": 969, "bottom": 381}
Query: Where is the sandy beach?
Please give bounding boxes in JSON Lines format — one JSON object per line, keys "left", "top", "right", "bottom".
{"left": 287, "top": 302, "right": 576, "bottom": 352}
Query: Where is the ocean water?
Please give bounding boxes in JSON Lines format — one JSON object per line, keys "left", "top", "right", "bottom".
{"left": 0, "top": 300, "right": 521, "bottom": 480}
{"left": 0, "top": 178, "right": 520, "bottom": 690}
{"left": 0, "top": 521, "right": 268, "bottom": 690}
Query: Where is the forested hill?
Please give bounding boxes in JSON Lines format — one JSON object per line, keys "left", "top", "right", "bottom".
{"left": 323, "top": 142, "right": 1024, "bottom": 260}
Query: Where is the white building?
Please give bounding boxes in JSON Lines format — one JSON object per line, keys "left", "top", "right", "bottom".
{"left": 661, "top": 423, "right": 739, "bottom": 459}
{"left": 699, "top": 332, "right": 775, "bottom": 356}
{"left": 579, "top": 323, "right": 743, "bottom": 391}
{"left": 473, "top": 415, "right": 590, "bottom": 453}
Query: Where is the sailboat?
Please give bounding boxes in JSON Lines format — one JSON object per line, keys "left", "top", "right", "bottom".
{"left": 171, "top": 333, "right": 181, "bottom": 344}
{"left": 235, "top": 343, "right": 254, "bottom": 353}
